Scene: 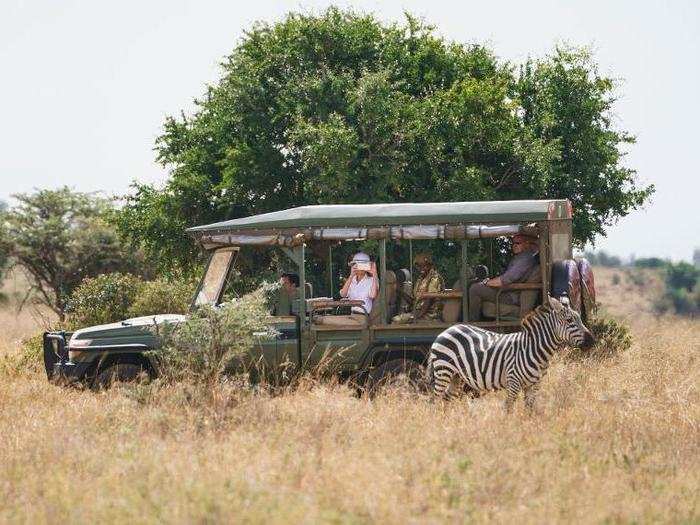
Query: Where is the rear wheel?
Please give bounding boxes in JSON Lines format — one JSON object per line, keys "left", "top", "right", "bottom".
{"left": 365, "top": 358, "right": 425, "bottom": 397}
{"left": 94, "top": 363, "right": 147, "bottom": 389}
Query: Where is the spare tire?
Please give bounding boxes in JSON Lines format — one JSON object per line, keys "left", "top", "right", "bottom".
{"left": 550, "top": 259, "right": 582, "bottom": 312}
{"left": 577, "top": 258, "right": 597, "bottom": 324}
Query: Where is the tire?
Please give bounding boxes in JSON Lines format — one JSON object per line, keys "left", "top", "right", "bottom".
{"left": 365, "top": 358, "right": 425, "bottom": 397}
{"left": 94, "top": 363, "right": 147, "bottom": 389}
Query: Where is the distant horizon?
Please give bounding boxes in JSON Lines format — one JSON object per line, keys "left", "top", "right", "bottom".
{"left": 2, "top": 0, "right": 698, "bottom": 261}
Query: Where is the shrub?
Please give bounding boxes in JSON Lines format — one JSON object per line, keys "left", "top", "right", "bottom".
{"left": 589, "top": 316, "right": 633, "bottom": 356}
{"left": 155, "top": 283, "right": 277, "bottom": 386}
{"left": 665, "top": 262, "right": 699, "bottom": 293}
{"left": 612, "top": 273, "right": 621, "bottom": 286}
{"left": 568, "top": 315, "right": 632, "bottom": 360}
{"left": 1, "top": 332, "right": 45, "bottom": 376}
{"left": 634, "top": 257, "right": 666, "bottom": 269}
{"left": 67, "top": 273, "right": 144, "bottom": 327}
{"left": 128, "top": 279, "right": 196, "bottom": 318}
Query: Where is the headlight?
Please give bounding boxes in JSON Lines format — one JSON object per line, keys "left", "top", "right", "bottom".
{"left": 69, "top": 338, "right": 93, "bottom": 348}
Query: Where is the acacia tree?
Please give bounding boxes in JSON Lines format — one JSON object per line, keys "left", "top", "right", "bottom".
{"left": 116, "top": 9, "right": 653, "bottom": 271}
{"left": 2, "top": 188, "right": 148, "bottom": 320}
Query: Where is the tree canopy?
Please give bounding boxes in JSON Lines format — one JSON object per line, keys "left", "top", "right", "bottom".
{"left": 117, "top": 8, "right": 653, "bottom": 272}
{"left": 1, "top": 188, "right": 149, "bottom": 320}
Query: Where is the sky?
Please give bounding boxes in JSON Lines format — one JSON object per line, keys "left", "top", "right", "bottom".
{"left": 1, "top": 0, "right": 698, "bottom": 261}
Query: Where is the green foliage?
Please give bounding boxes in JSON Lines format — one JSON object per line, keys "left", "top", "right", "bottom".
{"left": 128, "top": 278, "right": 197, "bottom": 318}
{"left": 116, "top": 8, "right": 653, "bottom": 272}
{"left": 583, "top": 250, "right": 622, "bottom": 268}
{"left": 68, "top": 273, "right": 198, "bottom": 327}
{"left": 655, "top": 261, "right": 700, "bottom": 316}
{"left": 0, "top": 332, "right": 45, "bottom": 376}
{"left": 67, "top": 273, "right": 144, "bottom": 327}
{"left": 634, "top": 257, "right": 666, "bottom": 269}
{"left": 155, "top": 284, "right": 276, "bottom": 385}
{"left": 665, "top": 262, "right": 699, "bottom": 292}
{"left": 2, "top": 187, "right": 151, "bottom": 320}
{"left": 568, "top": 315, "right": 632, "bottom": 360}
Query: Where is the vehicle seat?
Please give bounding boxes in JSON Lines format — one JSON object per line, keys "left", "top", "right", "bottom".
{"left": 482, "top": 264, "right": 542, "bottom": 320}
{"left": 369, "top": 271, "right": 393, "bottom": 325}
{"left": 442, "top": 283, "right": 462, "bottom": 324}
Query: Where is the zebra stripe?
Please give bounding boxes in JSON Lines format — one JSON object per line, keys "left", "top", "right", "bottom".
{"left": 427, "top": 299, "right": 593, "bottom": 410}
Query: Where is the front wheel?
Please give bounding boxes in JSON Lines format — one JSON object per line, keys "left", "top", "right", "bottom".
{"left": 94, "top": 363, "right": 147, "bottom": 389}
{"left": 364, "top": 358, "right": 425, "bottom": 397}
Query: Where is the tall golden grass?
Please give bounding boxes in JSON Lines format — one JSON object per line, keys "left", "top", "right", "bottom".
{"left": 0, "top": 268, "right": 698, "bottom": 523}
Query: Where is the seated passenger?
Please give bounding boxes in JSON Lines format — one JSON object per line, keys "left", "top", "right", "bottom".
{"left": 468, "top": 234, "right": 538, "bottom": 321}
{"left": 317, "top": 252, "right": 378, "bottom": 326}
{"left": 273, "top": 272, "right": 299, "bottom": 316}
{"left": 392, "top": 253, "right": 445, "bottom": 324}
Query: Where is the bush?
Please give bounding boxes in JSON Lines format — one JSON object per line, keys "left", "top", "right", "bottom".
{"left": 128, "top": 279, "right": 196, "bottom": 318}
{"left": 156, "top": 283, "right": 277, "bottom": 386}
{"left": 1, "top": 332, "right": 46, "bottom": 376}
{"left": 665, "top": 262, "right": 699, "bottom": 293}
{"left": 568, "top": 315, "right": 632, "bottom": 360}
{"left": 66, "top": 273, "right": 144, "bottom": 327}
{"left": 634, "top": 257, "right": 666, "bottom": 269}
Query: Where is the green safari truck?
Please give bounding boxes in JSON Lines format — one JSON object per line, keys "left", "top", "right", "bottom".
{"left": 44, "top": 199, "right": 592, "bottom": 388}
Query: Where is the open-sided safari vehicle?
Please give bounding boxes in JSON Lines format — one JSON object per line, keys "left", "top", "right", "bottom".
{"left": 44, "top": 199, "right": 595, "bottom": 388}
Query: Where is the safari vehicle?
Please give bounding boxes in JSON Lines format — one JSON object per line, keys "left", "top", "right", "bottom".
{"left": 44, "top": 199, "right": 594, "bottom": 388}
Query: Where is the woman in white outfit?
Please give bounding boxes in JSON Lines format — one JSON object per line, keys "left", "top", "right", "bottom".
{"left": 319, "top": 252, "right": 379, "bottom": 326}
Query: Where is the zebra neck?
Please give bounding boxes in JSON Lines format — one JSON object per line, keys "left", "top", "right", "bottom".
{"left": 522, "top": 315, "right": 562, "bottom": 357}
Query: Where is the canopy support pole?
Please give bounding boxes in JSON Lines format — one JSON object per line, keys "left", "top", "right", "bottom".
{"left": 379, "top": 239, "right": 387, "bottom": 324}
{"left": 296, "top": 244, "right": 306, "bottom": 325}
{"left": 461, "top": 241, "right": 469, "bottom": 322}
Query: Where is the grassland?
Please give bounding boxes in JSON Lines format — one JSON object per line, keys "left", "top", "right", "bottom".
{"left": 0, "top": 268, "right": 698, "bottom": 524}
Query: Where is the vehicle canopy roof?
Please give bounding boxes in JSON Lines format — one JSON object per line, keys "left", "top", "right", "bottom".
{"left": 188, "top": 199, "right": 571, "bottom": 248}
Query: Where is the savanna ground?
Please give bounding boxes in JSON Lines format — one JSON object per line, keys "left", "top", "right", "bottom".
{"left": 0, "top": 268, "right": 698, "bottom": 524}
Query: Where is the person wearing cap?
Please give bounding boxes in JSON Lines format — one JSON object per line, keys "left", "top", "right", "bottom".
{"left": 319, "top": 252, "right": 378, "bottom": 326}
{"left": 392, "top": 253, "right": 445, "bottom": 324}
{"left": 468, "top": 233, "right": 539, "bottom": 321}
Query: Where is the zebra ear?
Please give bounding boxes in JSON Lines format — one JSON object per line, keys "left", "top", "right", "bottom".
{"left": 548, "top": 296, "right": 564, "bottom": 312}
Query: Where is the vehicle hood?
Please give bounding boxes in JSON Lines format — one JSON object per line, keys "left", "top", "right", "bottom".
{"left": 69, "top": 314, "right": 186, "bottom": 347}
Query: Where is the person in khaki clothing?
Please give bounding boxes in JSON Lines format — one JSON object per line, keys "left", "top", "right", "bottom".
{"left": 392, "top": 253, "right": 445, "bottom": 324}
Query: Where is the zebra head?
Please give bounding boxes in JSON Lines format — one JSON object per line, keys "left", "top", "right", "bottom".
{"left": 547, "top": 296, "right": 595, "bottom": 349}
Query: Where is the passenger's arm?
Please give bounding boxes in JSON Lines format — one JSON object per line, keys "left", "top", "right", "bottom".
{"left": 486, "top": 276, "right": 503, "bottom": 288}
{"left": 340, "top": 270, "right": 354, "bottom": 297}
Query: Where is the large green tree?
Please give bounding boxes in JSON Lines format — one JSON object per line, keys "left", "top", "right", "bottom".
{"left": 117, "top": 9, "right": 653, "bottom": 271}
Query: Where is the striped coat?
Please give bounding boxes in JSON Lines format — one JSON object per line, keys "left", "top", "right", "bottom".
{"left": 427, "top": 297, "right": 594, "bottom": 410}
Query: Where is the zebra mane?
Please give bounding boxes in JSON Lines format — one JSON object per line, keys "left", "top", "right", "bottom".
{"left": 521, "top": 303, "right": 555, "bottom": 328}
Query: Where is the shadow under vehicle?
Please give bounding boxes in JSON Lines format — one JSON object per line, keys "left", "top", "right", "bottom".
{"left": 43, "top": 199, "right": 594, "bottom": 389}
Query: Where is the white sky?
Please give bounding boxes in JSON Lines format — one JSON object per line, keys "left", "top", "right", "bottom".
{"left": 1, "top": 0, "right": 698, "bottom": 261}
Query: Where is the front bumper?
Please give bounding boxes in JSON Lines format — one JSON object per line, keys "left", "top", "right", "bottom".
{"left": 43, "top": 331, "right": 90, "bottom": 383}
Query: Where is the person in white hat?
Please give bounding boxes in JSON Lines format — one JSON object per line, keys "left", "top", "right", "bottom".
{"left": 319, "top": 252, "right": 378, "bottom": 326}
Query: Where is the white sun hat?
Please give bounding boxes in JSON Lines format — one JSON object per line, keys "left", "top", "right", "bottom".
{"left": 349, "top": 252, "right": 371, "bottom": 271}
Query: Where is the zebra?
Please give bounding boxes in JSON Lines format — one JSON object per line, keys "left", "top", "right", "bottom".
{"left": 426, "top": 296, "right": 595, "bottom": 411}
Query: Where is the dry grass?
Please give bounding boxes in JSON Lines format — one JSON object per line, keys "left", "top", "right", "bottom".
{"left": 1, "top": 268, "right": 699, "bottom": 524}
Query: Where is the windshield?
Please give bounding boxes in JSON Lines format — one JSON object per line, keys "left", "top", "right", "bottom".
{"left": 194, "top": 248, "right": 237, "bottom": 306}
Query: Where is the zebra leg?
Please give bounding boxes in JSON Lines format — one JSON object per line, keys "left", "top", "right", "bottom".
{"left": 432, "top": 366, "right": 455, "bottom": 400}
{"left": 504, "top": 378, "right": 521, "bottom": 413}
{"left": 524, "top": 383, "right": 540, "bottom": 413}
